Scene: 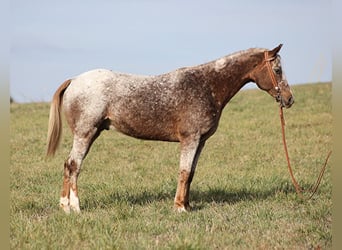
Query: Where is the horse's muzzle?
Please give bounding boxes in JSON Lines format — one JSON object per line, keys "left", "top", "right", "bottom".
{"left": 279, "top": 95, "right": 294, "bottom": 108}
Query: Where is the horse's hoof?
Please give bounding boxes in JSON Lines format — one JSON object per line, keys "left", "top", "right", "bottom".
{"left": 60, "top": 204, "right": 71, "bottom": 214}
{"left": 70, "top": 206, "right": 81, "bottom": 213}
{"left": 174, "top": 205, "right": 191, "bottom": 213}
{"left": 176, "top": 207, "right": 187, "bottom": 213}
{"left": 60, "top": 196, "right": 71, "bottom": 214}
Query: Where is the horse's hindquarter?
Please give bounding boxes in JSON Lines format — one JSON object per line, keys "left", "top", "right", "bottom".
{"left": 62, "top": 69, "right": 116, "bottom": 135}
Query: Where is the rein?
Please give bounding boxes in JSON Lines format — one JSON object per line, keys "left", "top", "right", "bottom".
{"left": 264, "top": 51, "right": 332, "bottom": 199}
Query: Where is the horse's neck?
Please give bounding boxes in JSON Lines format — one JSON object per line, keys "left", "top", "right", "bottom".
{"left": 204, "top": 50, "right": 263, "bottom": 109}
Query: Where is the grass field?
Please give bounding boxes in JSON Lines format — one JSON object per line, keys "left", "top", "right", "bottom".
{"left": 10, "top": 83, "right": 332, "bottom": 249}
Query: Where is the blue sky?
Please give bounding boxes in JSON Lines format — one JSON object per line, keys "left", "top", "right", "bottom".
{"left": 10, "top": 0, "right": 331, "bottom": 103}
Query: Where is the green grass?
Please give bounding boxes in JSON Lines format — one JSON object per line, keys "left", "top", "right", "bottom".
{"left": 10, "top": 83, "right": 332, "bottom": 249}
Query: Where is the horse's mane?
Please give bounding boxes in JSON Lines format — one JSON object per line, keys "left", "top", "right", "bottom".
{"left": 185, "top": 48, "right": 266, "bottom": 72}
{"left": 224, "top": 47, "right": 265, "bottom": 60}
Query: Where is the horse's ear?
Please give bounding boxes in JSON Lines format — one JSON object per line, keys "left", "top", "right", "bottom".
{"left": 269, "top": 44, "right": 283, "bottom": 57}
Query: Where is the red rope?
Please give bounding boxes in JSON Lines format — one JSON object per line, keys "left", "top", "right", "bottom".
{"left": 264, "top": 50, "right": 331, "bottom": 199}
{"left": 279, "top": 104, "right": 331, "bottom": 199}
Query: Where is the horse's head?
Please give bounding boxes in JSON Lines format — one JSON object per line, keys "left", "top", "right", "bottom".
{"left": 251, "top": 44, "right": 294, "bottom": 108}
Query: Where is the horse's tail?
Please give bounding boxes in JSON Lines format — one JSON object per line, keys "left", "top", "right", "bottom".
{"left": 46, "top": 79, "right": 72, "bottom": 157}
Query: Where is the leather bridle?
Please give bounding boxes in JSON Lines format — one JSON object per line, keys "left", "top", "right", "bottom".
{"left": 264, "top": 51, "right": 283, "bottom": 104}
{"left": 264, "top": 52, "right": 280, "bottom": 89}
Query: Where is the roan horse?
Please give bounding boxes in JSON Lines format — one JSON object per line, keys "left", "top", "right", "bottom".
{"left": 46, "top": 44, "right": 294, "bottom": 213}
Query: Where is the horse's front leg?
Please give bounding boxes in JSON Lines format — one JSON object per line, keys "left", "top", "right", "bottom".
{"left": 174, "top": 137, "right": 205, "bottom": 212}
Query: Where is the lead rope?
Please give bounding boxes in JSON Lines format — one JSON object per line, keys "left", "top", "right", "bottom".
{"left": 279, "top": 106, "right": 332, "bottom": 199}
{"left": 264, "top": 51, "right": 332, "bottom": 200}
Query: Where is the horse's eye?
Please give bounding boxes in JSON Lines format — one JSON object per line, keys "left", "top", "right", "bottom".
{"left": 274, "top": 67, "right": 282, "bottom": 74}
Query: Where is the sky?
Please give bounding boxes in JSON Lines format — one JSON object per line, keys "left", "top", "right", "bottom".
{"left": 10, "top": 0, "right": 331, "bottom": 103}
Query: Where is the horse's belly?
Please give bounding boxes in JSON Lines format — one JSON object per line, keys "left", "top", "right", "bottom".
{"left": 109, "top": 113, "right": 180, "bottom": 142}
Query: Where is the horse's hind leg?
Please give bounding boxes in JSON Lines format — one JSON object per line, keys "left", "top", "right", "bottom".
{"left": 60, "top": 126, "right": 103, "bottom": 213}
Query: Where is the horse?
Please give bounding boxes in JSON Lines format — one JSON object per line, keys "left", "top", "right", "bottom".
{"left": 46, "top": 44, "right": 294, "bottom": 213}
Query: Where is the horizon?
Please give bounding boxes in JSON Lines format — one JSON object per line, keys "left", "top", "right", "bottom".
{"left": 10, "top": 81, "right": 331, "bottom": 104}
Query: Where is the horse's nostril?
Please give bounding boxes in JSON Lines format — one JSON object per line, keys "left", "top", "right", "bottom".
{"left": 286, "top": 96, "right": 294, "bottom": 108}
{"left": 289, "top": 96, "right": 294, "bottom": 104}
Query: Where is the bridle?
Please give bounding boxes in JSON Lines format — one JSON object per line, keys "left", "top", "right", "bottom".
{"left": 264, "top": 52, "right": 280, "bottom": 89}
{"left": 263, "top": 51, "right": 332, "bottom": 199}
{"left": 264, "top": 51, "right": 282, "bottom": 103}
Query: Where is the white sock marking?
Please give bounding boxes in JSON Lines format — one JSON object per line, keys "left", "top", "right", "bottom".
{"left": 69, "top": 189, "right": 80, "bottom": 213}
{"left": 60, "top": 196, "right": 70, "bottom": 214}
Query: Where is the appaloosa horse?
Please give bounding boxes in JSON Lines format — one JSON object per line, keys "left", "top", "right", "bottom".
{"left": 46, "top": 44, "right": 294, "bottom": 213}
